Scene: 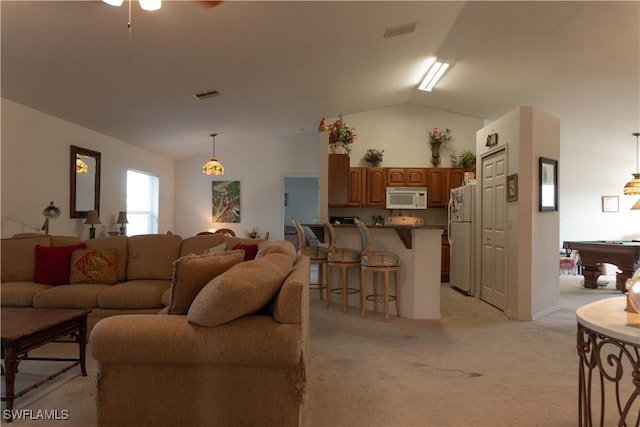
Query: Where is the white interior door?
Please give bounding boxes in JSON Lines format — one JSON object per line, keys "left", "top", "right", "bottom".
{"left": 480, "top": 149, "right": 507, "bottom": 310}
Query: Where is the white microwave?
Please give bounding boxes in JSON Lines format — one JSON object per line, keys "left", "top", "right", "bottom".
{"left": 386, "top": 187, "right": 427, "bottom": 210}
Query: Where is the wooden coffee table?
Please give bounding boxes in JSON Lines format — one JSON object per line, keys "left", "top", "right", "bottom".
{"left": 1, "top": 308, "right": 90, "bottom": 422}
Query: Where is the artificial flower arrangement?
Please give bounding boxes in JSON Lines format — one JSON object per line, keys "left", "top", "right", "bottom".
{"left": 363, "top": 148, "right": 384, "bottom": 167}
{"left": 328, "top": 113, "right": 356, "bottom": 153}
{"left": 245, "top": 226, "right": 262, "bottom": 239}
{"left": 428, "top": 127, "right": 453, "bottom": 146}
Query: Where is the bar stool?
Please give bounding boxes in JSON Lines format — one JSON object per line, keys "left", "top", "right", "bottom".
{"left": 322, "top": 218, "right": 361, "bottom": 313}
{"left": 291, "top": 217, "right": 328, "bottom": 300}
{"left": 354, "top": 219, "right": 400, "bottom": 322}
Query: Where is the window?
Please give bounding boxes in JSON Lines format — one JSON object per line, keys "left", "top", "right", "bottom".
{"left": 126, "top": 170, "right": 159, "bottom": 236}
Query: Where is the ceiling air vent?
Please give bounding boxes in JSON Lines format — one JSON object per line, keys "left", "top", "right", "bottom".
{"left": 383, "top": 21, "right": 417, "bottom": 38}
{"left": 193, "top": 90, "right": 221, "bottom": 100}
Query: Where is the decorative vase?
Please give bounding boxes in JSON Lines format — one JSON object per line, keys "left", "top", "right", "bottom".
{"left": 333, "top": 144, "right": 347, "bottom": 154}
{"left": 430, "top": 143, "right": 441, "bottom": 166}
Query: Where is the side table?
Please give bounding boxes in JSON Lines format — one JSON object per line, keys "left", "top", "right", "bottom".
{"left": 576, "top": 297, "right": 640, "bottom": 426}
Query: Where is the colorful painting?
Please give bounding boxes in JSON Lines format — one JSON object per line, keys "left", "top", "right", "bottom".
{"left": 212, "top": 181, "right": 240, "bottom": 223}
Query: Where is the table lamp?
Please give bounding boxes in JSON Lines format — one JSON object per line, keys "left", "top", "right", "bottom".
{"left": 85, "top": 210, "right": 101, "bottom": 239}
{"left": 117, "top": 211, "right": 128, "bottom": 236}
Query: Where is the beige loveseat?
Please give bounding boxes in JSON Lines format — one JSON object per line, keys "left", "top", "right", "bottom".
{"left": 0, "top": 232, "right": 267, "bottom": 331}
{"left": 90, "top": 241, "right": 310, "bottom": 427}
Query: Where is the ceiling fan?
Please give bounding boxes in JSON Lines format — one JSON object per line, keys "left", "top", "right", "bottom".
{"left": 103, "top": 0, "right": 222, "bottom": 11}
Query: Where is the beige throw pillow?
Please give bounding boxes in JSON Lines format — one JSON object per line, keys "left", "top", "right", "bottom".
{"left": 167, "top": 250, "right": 245, "bottom": 315}
{"left": 187, "top": 252, "right": 293, "bottom": 327}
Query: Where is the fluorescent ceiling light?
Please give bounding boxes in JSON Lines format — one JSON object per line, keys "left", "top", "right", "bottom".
{"left": 418, "top": 59, "right": 452, "bottom": 92}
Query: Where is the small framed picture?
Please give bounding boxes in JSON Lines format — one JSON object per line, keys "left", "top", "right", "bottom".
{"left": 507, "top": 173, "right": 518, "bottom": 202}
{"left": 601, "top": 196, "right": 619, "bottom": 213}
{"left": 486, "top": 132, "right": 498, "bottom": 147}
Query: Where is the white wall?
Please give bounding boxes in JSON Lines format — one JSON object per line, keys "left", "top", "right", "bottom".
{"left": 342, "top": 104, "right": 482, "bottom": 169}
{"left": 475, "top": 106, "right": 561, "bottom": 321}
{"left": 173, "top": 130, "right": 319, "bottom": 239}
{"left": 1, "top": 99, "right": 175, "bottom": 239}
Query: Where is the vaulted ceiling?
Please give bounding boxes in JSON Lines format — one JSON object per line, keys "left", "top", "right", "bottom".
{"left": 2, "top": 1, "right": 638, "bottom": 159}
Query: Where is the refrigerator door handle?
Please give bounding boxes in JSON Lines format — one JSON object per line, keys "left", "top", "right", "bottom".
{"left": 447, "top": 194, "right": 453, "bottom": 253}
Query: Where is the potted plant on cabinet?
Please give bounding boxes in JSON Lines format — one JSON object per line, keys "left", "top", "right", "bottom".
{"left": 364, "top": 148, "right": 384, "bottom": 167}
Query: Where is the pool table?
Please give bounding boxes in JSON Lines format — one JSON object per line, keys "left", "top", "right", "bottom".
{"left": 563, "top": 240, "right": 640, "bottom": 292}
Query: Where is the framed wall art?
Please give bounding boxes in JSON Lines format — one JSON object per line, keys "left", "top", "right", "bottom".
{"left": 486, "top": 132, "right": 498, "bottom": 147}
{"left": 539, "top": 157, "right": 558, "bottom": 211}
{"left": 507, "top": 173, "right": 518, "bottom": 202}
{"left": 601, "top": 196, "right": 619, "bottom": 213}
{"left": 211, "top": 181, "right": 240, "bottom": 223}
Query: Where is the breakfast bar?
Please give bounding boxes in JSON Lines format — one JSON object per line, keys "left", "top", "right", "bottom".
{"left": 308, "top": 223, "right": 445, "bottom": 320}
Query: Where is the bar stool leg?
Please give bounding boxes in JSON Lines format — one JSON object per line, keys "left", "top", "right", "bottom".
{"left": 360, "top": 268, "right": 366, "bottom": 317}
{"left": 373, "top": 271, "right": 379, "bottom": 314}
{"left": 384, "top": 270, "right": 390, "bottom": 322}
{"left": 341, "top": 266, "right": 349, "bottom": 313}
{"left": 326, "top": 264, "right": 332, "bottom": 308}
{"left": 394, "top": 270, "right": 400, "bottom": 317}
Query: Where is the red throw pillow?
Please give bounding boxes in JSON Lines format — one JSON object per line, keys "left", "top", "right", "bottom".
{"left": 34, "top": 243, "right": 87, "bottom": 285}
{"left": 232, "top": 243, "right": 259, "bottom": 261}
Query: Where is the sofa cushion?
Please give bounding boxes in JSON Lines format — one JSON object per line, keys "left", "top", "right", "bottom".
{"left": 51, "top": 235, "right": 82, "bottom": 247}
{"left": 34, "top": 243, "right": 87, "bottom": 285}
{"left": 70, "top": 249, "right": 118, "bottom": 284}
{"left": 97, "top": 280, "right": 171, "bottom": 310}
{"left": 232, "top": 242, "right": 259, "bottom": 261}
{"left": 256, "top": 240, "right": 297, "bottom": 262}
{"left": 33, "top": 283, "right": 111, "bottom": 309}
{"left": 0, "top": 282, "right": 53, "bottom": 307}
{"left": 1, "top": 236, "right": 51, "bottom": 282}
{"left": 85, "top": 235, "right": 128, "bottom": 282}
{"left": 179, "top": 235, "right": 227, "bottom": 257}
{"left": 187, "top": 252, "right": 294, "bottom": 327}
{"left": 127, "top": 234, "right": 183, "bottom": 280}
{"left": 168, "top": 250, "right": 245, "bottom": 315}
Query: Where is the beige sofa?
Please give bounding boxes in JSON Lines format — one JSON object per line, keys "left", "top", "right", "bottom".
{"left": 0, "top": 232, "right": 267, "bottom": 331}
{"left": 89, "top": 241, "right": 310, "bottom": 427}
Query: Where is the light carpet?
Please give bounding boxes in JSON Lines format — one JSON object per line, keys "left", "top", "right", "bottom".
{"left": 1, "top": 275, "right": 625, "bottom": 426}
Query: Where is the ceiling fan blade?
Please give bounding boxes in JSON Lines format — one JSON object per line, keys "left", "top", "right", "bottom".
{"left": 198, "top": 1, "right": 223, "bottom": 8}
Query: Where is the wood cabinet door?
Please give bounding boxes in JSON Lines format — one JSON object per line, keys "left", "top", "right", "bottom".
{"left": 406, "top": 168, "right": 427, "bottom": 186}
{"left": 450, "top": 168, "right": 465, "bottom": 189}
{"left": 366, "top": 167, "right": 387, "bottom": 207}
{"left": 348, "top": 167, "right": 365, "bottom": 206}
{"left": 426, "top": 168, "right": 449, "bottom": 207}
{"left": 328, "top": 154, "right": 349, "bottom": 207}
{"left": 386, "top": 168, "right": 406, "bottom": 186}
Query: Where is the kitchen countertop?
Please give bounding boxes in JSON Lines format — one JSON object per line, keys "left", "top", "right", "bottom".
{"left": 303, "top": 223, "right": 446, "bottom": 249}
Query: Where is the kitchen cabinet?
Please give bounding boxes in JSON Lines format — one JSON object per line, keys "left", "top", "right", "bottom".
{"left": 441, "top": 233, "right": 450, "bottom": 282}
{"left": 348, "top": 167, "right": 365, "bottom": 207}
{"left": 328, "top": 154, "right": 349, "bottom": 207}
{"left": 386, "top": 168, "right": 427, "bottom": 187}
{"left": 426, "top": 168, "right": 449, "bottom": 207}
{"left": 450, "top": 168, "right": 466, "bottom": 190}
{"left": 365, "top": 167, "right": 387, "bottom": 207}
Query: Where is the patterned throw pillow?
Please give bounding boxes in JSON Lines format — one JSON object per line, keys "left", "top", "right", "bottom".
{"left": 70, "top": 249, "right": 118, "bottom": 284}
{"left": 202, "top": 242, "right": 228, "bottom": 255}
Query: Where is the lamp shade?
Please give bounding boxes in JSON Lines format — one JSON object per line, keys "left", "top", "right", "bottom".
{"left": 117, "top": 211, "right": 128, "bottom": 224}
{"left": 203, "top": 157, "right": 224, "bottom": 175}
{"left": 84, "top": 210, "right": 101, "bottom": 225}
{"left": 632, "top": 198, "right": 640, "bottom": 210}
{"left": 138, "top": 0, "right": 161, "bottom": 11}
{"left": 623, "top": 173, "right": 640, "bottom": 195}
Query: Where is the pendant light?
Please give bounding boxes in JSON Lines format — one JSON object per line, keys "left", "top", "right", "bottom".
{"left": 623, "top": 132, "right": 640, "bottom": 195}
{"left": 202, "top": 133, "right": 224, "bottom": 175}
{"left": 103, "top": 0, "right": 161, "bottom": 11}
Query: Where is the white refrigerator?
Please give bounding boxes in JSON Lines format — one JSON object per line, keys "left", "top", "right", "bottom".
{"left": 447, "top": 184, "right": 476, "bottom": 295}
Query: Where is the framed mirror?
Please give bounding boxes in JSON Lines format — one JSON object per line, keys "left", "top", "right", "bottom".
{"left": 70, "top": 145, "right": 101, "bottom": 218}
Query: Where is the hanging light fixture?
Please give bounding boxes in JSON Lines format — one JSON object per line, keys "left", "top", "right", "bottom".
{"left": 623, "top": 132, "right": 640, "bottom": 195}
{"left": 76, "top": 156, "right": 89, "bottom": 173}
{"left": 103, "top": 0, "right": 161, "bottom": 11}
{"left": 202, "top": 133, "right": 224, "bottom": 175}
